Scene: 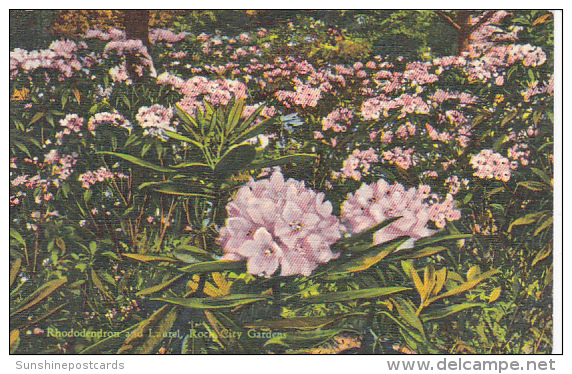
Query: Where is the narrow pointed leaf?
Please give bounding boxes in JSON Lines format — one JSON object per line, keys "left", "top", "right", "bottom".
{"left": 122, "top": 253, "right": 177, "bottom": 262}
{"left": 97, "top": 151, "right": 175, "bottom": 173}
{"left": 12, "top": 277, "right": 67, "bottom": 315}
{"left": 300, "top": 286, "right": 409, "bottom": 303}
{"left": 178, "top": 260, "right": 246, "bottom": 274}
{"left": 153, "top": 294, "right": 271, "bottom": 309}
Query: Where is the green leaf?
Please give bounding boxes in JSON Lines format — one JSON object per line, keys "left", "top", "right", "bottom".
{"left": 531, "top": 167, "right": 552, "bottom": 186}
{"left": 508, "top": 212, "right": 545, "bottom": 232}
{"left": 175, "top": 104, "right": 199, "bottom": 127}
{"left": 501, "top": 111, "right": 517, "bottom": 126}
{"left": 391, "top": 297, "right": 425, "bottom": 336}
{"left": 517, "top": 181, "right": 546, "bottom": 191}
{"left": 231, "top": 117, "right": 274, "bottom": 145}
{"left": 135, "top": 308, "right": 179, "bottom": 354}
{"left": 236, "top": 104, "right": 265, "bottom": 134}
{"left": 329, "top": 237, "right": 409, "bottom": 275}
{"left": 153, "top": 294, "right": 270, "bottom": 309}
{"left": 534, "top": 216, "right": 553, "bottom": 236}
{"left": 10, "top": 330, "right": 20, "bottom": 353}
{"left": 335, "top": 217, "right": 403, "bottom": 248}
{"left": 429, "top": 269, "right": 499, "bottom": 303}
{"left": 226, "top": 98, "right": 246, "bottom": 135}
{"left": 421, "top": 303, "right": 484, "bottom": 322}
{"left": 122, "top": 253, "right": 177, "bottom": 263}
{"left": 244, "top": 314, "right": 358, "bottom": 330}
{"left": 178, "top": 260, "right": 246, "bottom": 274}
{"left": 97, "top": 151, "right": 176, "bottom": 173}
{"left": 264, "top": 329, "right": 342, "bottom": 348}
{"left": 91, "top": 269, "right": 112, "bottom": 299}
{"left": 170, "top": 162, "right": 213, "bottom": 174}
{"left": 389, "top": 246, "right": 448, "bottom": 261}
{"left": 165, "top": 130, "right": 204, "bottom": 149}
{"left": 123, "top": 305, "right": 171, "bottom": 346}
{"left": 137, "top": 274, "right": 186, "bottom": 296}
{"left": 411, "top": 233, "right": 472, "bottom": 248}
{"left": 249, "top": 154, "right": 318, "bottom": 171}
{"left": 10, "top": 228, "right": 26, "bottom": 248}
{"left": 214, "top": 143, "right": 256, "bottom": 180}
{"left": 532, "top": 245, "right": 552, "bottom": 267}
{"left": 10, "top": 258, "right": 22, "bottom": 287}
{"left": 12, "top": 140, "right": 31, "bottom": 157}
{"left": 153, "top": 184, "right": 215, "bottom": 198}
{"left": 12, "top": 277, "right": 67, "bottom": 315}
{"left": 299, "top": 286, "right": 409, "bottom": 304}
{"left": 29, "top": 112, "right": 44, "bottom": 125}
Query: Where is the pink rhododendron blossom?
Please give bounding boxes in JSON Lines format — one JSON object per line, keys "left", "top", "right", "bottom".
{"left": 382, "top": 147, "right": 416, "bottom": 170}
{"left": 340, "top": 148, "right": 379, "bottom": 181}
{"left": 88, "top": 111, "right": 132, "bottom": 132}
{"left": 322, "top": 108, "right": 353, "bottom": 132}
{"left": 342, "top": 179, "right": 461, "bottom": 249}
{"left": 149, "top": 29, "right": 189, "bottom": 43}
{"left": 218, "top": 171, "right": 344, "bottom": 277}
{"left": 470, "top": 149, "right": 512, "bottom": 181}
{"left": 136, "top": 104, "right": 175, "bottom": 140}
{"left": 56, "top": 114, "right": 84, "bottom": 140}
{"left": 79, "top": 167, "right": 127, "bottom": 189}
{"left": 85, "top": 27, "right": 126, "bottom": 41}
{"left": 10, "top": 40, "right": 83, "bottom": 79}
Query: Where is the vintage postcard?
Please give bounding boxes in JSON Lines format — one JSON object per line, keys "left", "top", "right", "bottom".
{"left": 9, "top": 10, "right": 557, "bottom": 355}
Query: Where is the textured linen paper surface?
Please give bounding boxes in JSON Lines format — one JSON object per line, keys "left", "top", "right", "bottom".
{"left": 9, "top": 10, "right": 556, "bottom": 355}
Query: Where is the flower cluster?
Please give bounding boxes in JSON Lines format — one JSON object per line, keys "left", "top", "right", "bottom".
{"left": 382, "top": 147, "right": 416, "bottom": 170}
{"left": 104, "top": 39, "right": 157, "bottom": 78}
{"left": 341, "top": 179, "right": 461, "bottom": 249}
{"left": 149, "top": 28, "right": 189, "bottom": 43}
{"left": 322, "top": 108, "right": 354, "bottom": 132}
{"left": 78, "top": 167, "right": 127, "bottom": 189}
{"left": 84, "top": 27, "right": 126, "bottom": 41}
{"left": 470, "top": 149, "right": 512, "bottom": 182}
{"left": 276, "top": 82, "right": 323, "bottom": 108}
{"left": 56, "top": 114, "right": 84, "bottom": 140}
{"left": 135, "top": 104, "right": 175, "bottom": 140}
{"left": 339, "top": 148, "right": 379, "bottom": 181}
{"left": 361, "top": 93, "right": 430, "bottom": 120}
{"left": 88, "top": 111, "right": 132, "bottom": 132}
{"left": 218, "top": 171, "right": 344, "bottom": 277}
{"left": 10, "top": 40, "right": 85, "bottom": 79}
{"left": 157, "top": 73, "right": 248, "bottom": 111}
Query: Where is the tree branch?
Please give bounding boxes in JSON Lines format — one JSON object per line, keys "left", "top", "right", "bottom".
{"left": 469, "top": 11, "right": 496, "bottom": 33}
{"left": 436, "top": 10, "right": 461, "bottom": 30}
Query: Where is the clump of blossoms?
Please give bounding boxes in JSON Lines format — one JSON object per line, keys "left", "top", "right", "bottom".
{"left": 56, "top": 114, "right": 83, "bottom": 140}
{"left": 382, "top": 147, "right": 416, "bottom": 170}
{"left": 88, "top": 111, "right": 132, "bottom": 133}
{"left": 156, "top": 73, "right": 248, "bottom": 113}
{"left": 218, "top": 171, "right": 345, "bottom": 277}
{"left": 104, "top": 39, "right": 157, "bottom": 79}
{"left": 470, "top": 149, "right": 512, "bottom": 182}
{"left": 10, "top": 40, "right": 85, "bottom": 80}
{"left": 79, "top": 167, "right": 127, "bottom": 189}
{"left": 339, "top": 148, "right": 379, "bottom": 181}
{"left": 322, "top": 108, "right": 354, "bottom": 132}
{"left": 149, "top": 28, "right": 189, "bottom": 43}
{"left": 341, "top": 179, "right": 461, "bottom": 249}
{"left": 136, "top": 104, "right": 175, "bottom": 140}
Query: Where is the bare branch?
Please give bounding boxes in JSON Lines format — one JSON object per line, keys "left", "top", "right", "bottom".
{"left": 436, "top": 10, "right": 461, "bottom": 30}
{"left": 469, "top": 11, "right": 497, "bottom": 33}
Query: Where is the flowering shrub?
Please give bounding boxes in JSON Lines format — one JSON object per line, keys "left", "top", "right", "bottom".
{"left": 219, "top": 171, "right": 344, "bottom": 277}
{"left": 9, "top": 10, "right": 554, "bottom": 355}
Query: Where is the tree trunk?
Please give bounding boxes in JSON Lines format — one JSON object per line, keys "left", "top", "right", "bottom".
{"left": 123, "top": 10, "right": 151, "bottom": 49}
{"left": 122, "top": 10, "right": 151, "bottom": 83}
{"left": 456, "top": 11, "right": 472, "bottom": 55}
